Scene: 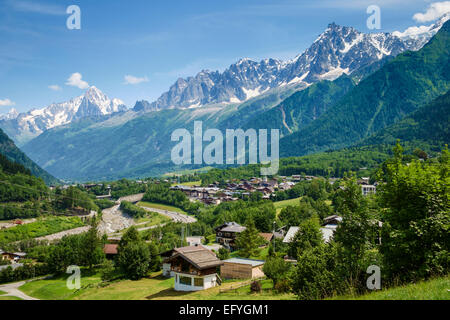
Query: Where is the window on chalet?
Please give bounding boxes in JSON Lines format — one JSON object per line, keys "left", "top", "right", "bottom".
{"left": 194, "top": 277, "right": 204, "bottom": 287}
{"left": 180, "top": 276, "right": 192, "bottom": 286}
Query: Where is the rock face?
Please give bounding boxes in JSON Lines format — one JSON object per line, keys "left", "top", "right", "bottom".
{"left": 0, "top": 86, "right": 126, "bottom": 145}
{"left": 137, "top": 19, "right": 446, "bottom": 112}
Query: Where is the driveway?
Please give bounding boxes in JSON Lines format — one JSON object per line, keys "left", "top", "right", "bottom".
{"left": 0, "top": 281, "right": 39, "bottom": 300}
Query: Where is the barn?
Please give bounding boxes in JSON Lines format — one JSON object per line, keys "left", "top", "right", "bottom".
{"left": 220, "top": 258, "right": 265, "bottom": 280}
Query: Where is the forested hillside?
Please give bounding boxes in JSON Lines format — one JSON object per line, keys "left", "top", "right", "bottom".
{"left": 0, "top": 128, "right": 59, "bottom": 185}
{"left": 359, "top": 89, "right": 450, "bottom": 148}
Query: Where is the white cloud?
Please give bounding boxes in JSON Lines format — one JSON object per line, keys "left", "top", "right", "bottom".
{"left": 0, "top": 99, "right": 15, "bottom": 107}
{"left": 413, "top": 1, "right": 450, "bottom": 23}
{"left": 65, "top": 73, "right": 89, "bottom": 89}
{"left": 8, "top": 0, "right": 66, "bottom": 15}
{"left": 48, "top": 84, "right": 62, "bottom": 91}
{"left": 392, "top": 24, "right": 434, "bottom": 38}
{"left": 124, "top": 75, "right": 149, "bottom": 85}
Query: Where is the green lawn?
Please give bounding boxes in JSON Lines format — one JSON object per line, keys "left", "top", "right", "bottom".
{"left": 20, "top": 270, "right": 103, "bottom": 300}
{"left": 0, "top": 216, "right": 85, "bottom": 245}
{"left": 134, "top": 213, "right": 171, "bottom": 227}
{"left": 0, "top": 290, "right": 6, "bottom": 295}
{"left": 331, "top": 276, "right": 450, "bottom": 300}
{"left": 171, "top": 181, "right": 202, "bottom": 187}
{"left": 19, "top": 271, "right": 294, "bottom": 300}
{"left": 273, "top": 197, "right": 302, "bottom": 215}
{"left": 0, "top": 296, "right": 23, "bottom": 300}
{"left": 138, "top": 201, "right": 188, "bottom": 215}
{"left": 231, "top": 247, "right": 269, "bottom": 261}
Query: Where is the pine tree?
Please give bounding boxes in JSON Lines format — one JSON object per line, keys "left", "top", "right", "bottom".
{"left": 235, "top": 218, "right": 263, "bottom": 258}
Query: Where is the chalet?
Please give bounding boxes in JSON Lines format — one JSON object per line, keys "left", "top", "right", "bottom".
{"left": 361, "top": 184, "right": 377, "bottom": 196}
{"left": 273, "top": 226, "right": 287, "bottom": 239}
{"left": 163, "top": 245, "right": 223, "bottom": 291}
{"left": 220, "top": 258, "right": 265, "bottom": 280}
{"left": 283, "top": 215, "right": 343, "bottom": 245}
{"left": 215, "top": 222, "right": 246, "bottom": 251}
{"left": 1, "top": 252, "right": 26, "bottom": 263}
{"left": 103, "top": 244, "right": 118, "bottom": 259}
{"left": 186, "top": 236, "right": 204, "bottom": 247}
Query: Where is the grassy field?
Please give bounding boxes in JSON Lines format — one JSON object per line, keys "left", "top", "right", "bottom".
{"left": 18, "top": 271, "right": 449, "bottom": 301}
{"left": 0, "top": 290, "right": 6, "bottom": 295}
{"left": 134, "top": 212, "right": 171, "bottom": 227}
{"left": 138, "top": 201, "right": 188, "bottom": 215}
{"left": 331, "top": 276, "right": 450, "bottom": 300}
{"left": 0, "top": 296, "right": 23, "bottom": 300}
{"left": 273, "top": 197, "right": 302, "bottom": 215}
{"left": 231, "top": 247, "right": 269, "bottom": 261}
{"left": 0, "top": 216, "right": 85, "bottom": 245}
{"left": 171, "top": 181, "right": 202, "bottom": 187}
{"left": 20, "top": 270, "right": 104, "bottom": 300}
{"left": 20, "top": 271, "right": 294, "bottom": 300}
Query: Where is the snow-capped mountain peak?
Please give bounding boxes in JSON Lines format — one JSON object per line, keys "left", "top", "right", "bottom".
{"left": 392, "top": 13, "right": 450, "bottom": 50}
{"left": 0, "top": 87, "right": 126, "bottom": 144}
{"left": 0, "top": 108, "right": 19, "bottom": 120}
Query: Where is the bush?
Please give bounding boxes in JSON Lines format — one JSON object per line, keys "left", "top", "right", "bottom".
{"left": 250, "top": 281, "right": 262, "bottom": 293}
{"left": 290, "top": 244, "right": 341, "bottom": 300}
{"left": 0, "top": 263, "right": 50, "bottom": 284}
{"left": 274, "top": 279, "right": 291, "bottom": 293}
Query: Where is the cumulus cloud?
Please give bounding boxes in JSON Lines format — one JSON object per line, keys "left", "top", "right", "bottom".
{"left": 65, "top": 73, "right": 89, "bottom": 89}
{"left": 413, "top": 1, "right": 450, "bottom": 23}
{"left": 0, "top": 98, "right": 15, "bottom": 107}
{"left": 48, "top": 84, "right": 62, "bottom": 91}
{"left": 124, "top": 75, "right": 149, "bottom": 85}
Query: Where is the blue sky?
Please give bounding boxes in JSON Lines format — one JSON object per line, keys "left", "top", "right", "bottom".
{"left": 0, "top": 0, "right": 448, "bottom": 112}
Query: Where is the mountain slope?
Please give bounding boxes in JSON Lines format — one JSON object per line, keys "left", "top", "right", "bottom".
{"left": 280, "top": 20, "right": 450, "bottom": 158}
{"left": 0, "top": 128, "right": 59, "bottom": 185}
{"left": 21, "top": 84, "right": 300, "bottom": 181}
{"left": 0, "top": 86, "right": 126, "bottom": 146}
{"left": 358, "top": 89, "right": 450, "bottom": 148}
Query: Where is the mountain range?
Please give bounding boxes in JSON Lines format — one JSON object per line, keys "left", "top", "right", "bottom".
{"left": 1, "top": 17, "right": 449, "bottom": 182}
{"left": 3, "top": 15, "right": 449, "bottom": 146}
{"left": 0, "top": 86, "right": 126, "bottom": 145}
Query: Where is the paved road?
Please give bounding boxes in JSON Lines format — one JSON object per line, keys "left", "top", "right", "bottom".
{"left": 138, "top": 206, "right": 197, "bottom": 224}
{"left": 0, "top": 281, "right": 39, "bottom": 300}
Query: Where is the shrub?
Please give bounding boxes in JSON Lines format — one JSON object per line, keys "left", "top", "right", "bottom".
{"left": 250, "top": 280, "right": 262, "bottom": 293}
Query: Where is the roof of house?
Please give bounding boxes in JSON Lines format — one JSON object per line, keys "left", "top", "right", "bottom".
{"left": 103, "top": 244, "right": 118, "bottom": 255}
{"left": 167, "top": 245, "right": 223, "bottom": 270}
{"left": 320, "top": 227, "right": 335, "bottom": 243}
{"left": 322, "top": 215, "right": 342, "bottom": 226}
{"left": 215, "top": 222, "right": 247, "bottom": 233}
{"left": 283, "top": 227, "right": 300, "bottom": 243}
{"left": 223, "top": 258, "right": 265, "bottom": 267}
{"left": 259, "top": 233, "right": 274, "bottom": 242}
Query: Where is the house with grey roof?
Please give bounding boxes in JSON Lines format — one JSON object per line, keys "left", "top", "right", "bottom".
{"left": 214, "top": 222, "right": 246, "bottom": 251}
